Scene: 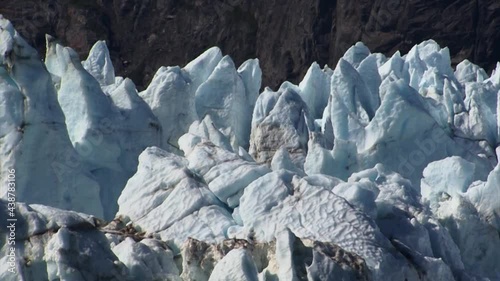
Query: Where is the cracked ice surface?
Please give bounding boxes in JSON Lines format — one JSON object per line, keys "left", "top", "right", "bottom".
{"left": 1, "top": 15, "right": 500, "bottom": 281}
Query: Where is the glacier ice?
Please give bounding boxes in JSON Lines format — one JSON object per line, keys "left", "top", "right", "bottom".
{"left": 238, "top": 59, "right": 262, "bottom": 112}
{"left": 45, "top": 39, "right": 123, "bottom": 171}
{"left": 195, "top": 55, "right": 256, "bottom": 151}
{"left": 298, "top": 62, "right": 331, "bottom": 119}
{"left": 45, "top": 38, "right": 161, "bottom": 220}
{"left": 139, "top": 48, "right": 261, "bottom": 154}
{"left": 0, "top": 200, "right": 128, "bottom": 281}
{"left": 435, "top": 195, "right": 500, "bottom": 279}
{"left": 343, "top": 42, "right": 371, "bottom": 69}
{"left": 1, "top": 15, "right": 500, "bottom": 281}
{"left": 271, "top": 146, "right": 306, "bottom": 176}
{"left": 464, "top": 147, "right": 500, "bottom": 229}
{"left": 184, "top": 46, "right": 223, "bottom": 94}
{"left": 421, "top": 156, "right": 476, "bottom": 209}
{"left": 306, "top": 241, "right": 373, "bottom": 281}
{"left": 208, "top": 248, "right": 259, "bottom": 281}
{"left": 139, "top": 65, "right": 196, "bottom": 152}
{"left": 0, "top": 17, "right": 103, "bottom": 218}
{"left": 455, "top": 60, "right": 489, "bottom": 85}
{"left": 111, "top": 237, "right": 180, "bottom": 281}
{"left": 249, "top": 85, "right": 314, "bottom": 167}
{"left": 82, "top": 40, "right": 116, "bottom": 87}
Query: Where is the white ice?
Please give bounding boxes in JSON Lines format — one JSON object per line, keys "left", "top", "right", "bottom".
{"left": 2, "top": 16, "right": 500, "bottom": 281}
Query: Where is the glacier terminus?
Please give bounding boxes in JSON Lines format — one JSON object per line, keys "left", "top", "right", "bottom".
{"left": 0, "top": 15, "right": 500, "bottom": 281}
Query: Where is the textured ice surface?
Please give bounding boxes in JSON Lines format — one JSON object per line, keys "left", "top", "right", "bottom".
{"left": 111, "top": 238, "right": 180, "bottom": 281}
{"left": 0, "top": 200, "right": 128, "bottom": 281}
{"left": 421, "top": 157, "right": 476, "bottom": 209}
{"left": 1, "top": 16, "right": 500, "bottom": 281}
{"left": 0, "top": 17, "right": 103, "bottom": 217}
{"left": 465, "top": 148, "right": 500, "bottom": 229}
{"left": 82, "top": 40, "right": 115, "bottom": 86}
{"left": 298, "top": 62, "right": 331, "bottom": 119}
{"left": 45, "top": 39, "right": 160, "bottom": 219}
{"left": 249, "top": 85, "right": 314, "bottom": 167}
{"left": 195, "top": 56, "right": 256, "bottom": 151}
{"left": 208, "top": 249, "right": 259, "bottom": 281}
{"left": 139, "top": 65, "right": 196, "bottom": 152}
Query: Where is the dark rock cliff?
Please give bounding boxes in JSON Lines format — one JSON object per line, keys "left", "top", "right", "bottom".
{"left": 2, "top": 0, "right": 499, "bottom": 89}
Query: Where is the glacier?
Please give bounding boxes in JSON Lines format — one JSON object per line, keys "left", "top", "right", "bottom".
{"left": 1, "top": 15, "right": 500, "bottom": 281}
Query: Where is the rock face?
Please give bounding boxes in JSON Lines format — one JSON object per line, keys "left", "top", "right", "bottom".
{"left": 1, "top": 0, "right": 500, "bottom": 89}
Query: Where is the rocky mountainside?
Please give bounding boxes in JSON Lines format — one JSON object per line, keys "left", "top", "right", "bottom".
{"left": 1, "top": 0, "right": 500, "bottom": 89}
